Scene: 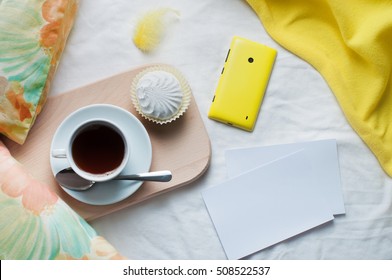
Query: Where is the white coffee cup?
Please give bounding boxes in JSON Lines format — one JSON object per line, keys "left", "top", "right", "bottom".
{"left": 52, "top": 119, "right": 129, "bottom": 182}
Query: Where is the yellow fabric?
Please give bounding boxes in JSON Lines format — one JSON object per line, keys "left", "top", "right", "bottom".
{"left": 246, "top": 0, "right": 392, "bottom": 176}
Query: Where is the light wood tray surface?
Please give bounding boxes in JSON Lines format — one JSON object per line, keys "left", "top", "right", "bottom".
{"left": 3, "top": 65, "right": 211, "bottom": 221}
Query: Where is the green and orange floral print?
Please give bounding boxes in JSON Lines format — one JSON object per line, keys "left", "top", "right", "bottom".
{"left": 0, "top": 0, "right": 77, "bottom": 144}
{"left": 0, "top": 140, "right": 125, "bottom": 259}
{"left": 0, "top": 1, "right": 121, "bottom": 260}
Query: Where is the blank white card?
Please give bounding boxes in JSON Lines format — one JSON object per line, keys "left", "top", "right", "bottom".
{"left": 202, "top": 150, "right": 334, "bottom": 260}
{"left": 225, "top": 139, "right": 345, "bottom": 215}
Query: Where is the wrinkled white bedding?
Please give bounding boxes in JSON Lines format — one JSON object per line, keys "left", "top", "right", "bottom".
{"left": 51, "top": 0, "right": 392, "bottom": 259}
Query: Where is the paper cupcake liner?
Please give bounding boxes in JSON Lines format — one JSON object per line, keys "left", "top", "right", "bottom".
{"left": 130, "top": 65, "right": 192, "bottom": 124}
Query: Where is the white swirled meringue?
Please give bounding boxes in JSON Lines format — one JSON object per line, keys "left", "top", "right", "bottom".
{"left": 131, "top": 66, "right": 191, "bottom": 124}
{"left": 136, "top": 71, "right": 182, "bottom": 119}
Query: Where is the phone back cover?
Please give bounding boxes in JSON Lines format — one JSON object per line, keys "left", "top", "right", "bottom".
{"left": 208, "top": 36, "right": 277, "bottom": 131}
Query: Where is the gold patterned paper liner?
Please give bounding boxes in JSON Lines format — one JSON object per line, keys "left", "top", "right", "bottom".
{"left": 131, "top": 65, "right": 191, "bottom": 124}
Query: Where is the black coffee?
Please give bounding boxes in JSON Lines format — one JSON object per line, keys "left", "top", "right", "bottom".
{"left": 72, "top": 123, "right": 125, "bottom": 174}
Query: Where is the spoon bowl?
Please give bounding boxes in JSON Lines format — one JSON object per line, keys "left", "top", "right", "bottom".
{"left": 55, "top": 168, "right": 172, "bottom": 191}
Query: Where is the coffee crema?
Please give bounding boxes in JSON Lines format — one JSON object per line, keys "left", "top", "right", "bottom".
{"left": 71, "top": 123, "right": 125, "bottom": 175}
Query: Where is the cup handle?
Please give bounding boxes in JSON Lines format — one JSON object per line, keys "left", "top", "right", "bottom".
{"left": 52, "top": 149, "right": 67, "bottom": 158}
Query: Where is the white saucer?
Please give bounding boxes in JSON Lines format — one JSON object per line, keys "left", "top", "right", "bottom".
{"left": 50, "top": 104, "right": 152, "bottom": 205}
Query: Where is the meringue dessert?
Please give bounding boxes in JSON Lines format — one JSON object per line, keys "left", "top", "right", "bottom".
{"left": 131, "top": 66, "right": 191, "bottom": 124}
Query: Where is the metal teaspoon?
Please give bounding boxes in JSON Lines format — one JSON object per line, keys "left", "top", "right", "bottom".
{"left": 55, "top": 168, "right": 172, "bottom": 191}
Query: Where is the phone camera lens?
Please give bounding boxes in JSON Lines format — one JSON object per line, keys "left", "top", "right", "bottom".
{"left": 248, "top": 57, "right": 254, "bottom": 63}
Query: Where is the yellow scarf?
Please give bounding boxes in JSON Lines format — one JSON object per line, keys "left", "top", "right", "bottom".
{"left": 246, "top": 0, "right": 392, "bottom": 176}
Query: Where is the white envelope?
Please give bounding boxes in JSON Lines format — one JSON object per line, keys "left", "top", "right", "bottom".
{"left": 225, "top": 139, "right": 345, "bottom": 215}
{"left": 202, "top": 150, "right": 334, "bottom": 260}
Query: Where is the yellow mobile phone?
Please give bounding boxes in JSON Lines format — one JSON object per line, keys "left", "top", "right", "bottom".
{"left": 208, "top": 36, "right": 277, "bottom": 131}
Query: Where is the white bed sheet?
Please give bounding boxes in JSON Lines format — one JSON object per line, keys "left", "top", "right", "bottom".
{"left": 50, "top": 0, "right": 392, "bottom": 259}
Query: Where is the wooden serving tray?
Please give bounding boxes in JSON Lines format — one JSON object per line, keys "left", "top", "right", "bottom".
{"left": 3, "top": 65, "right": 211, "bottom": 221}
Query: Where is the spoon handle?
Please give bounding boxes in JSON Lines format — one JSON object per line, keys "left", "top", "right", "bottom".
{"left": 114, "top": 170, "right": 172, "bottom": 182}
